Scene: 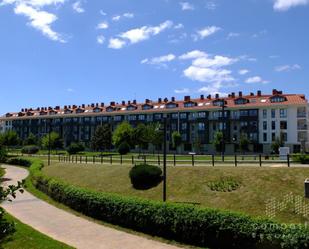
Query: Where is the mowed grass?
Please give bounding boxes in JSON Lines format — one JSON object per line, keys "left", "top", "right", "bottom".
{"left": 44, "top": 163, "right": 309, "bottom": 224}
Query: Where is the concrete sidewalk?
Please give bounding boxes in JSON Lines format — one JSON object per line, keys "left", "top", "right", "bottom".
{"left": 1, "top": 165, "right": 183, "bottom": 249}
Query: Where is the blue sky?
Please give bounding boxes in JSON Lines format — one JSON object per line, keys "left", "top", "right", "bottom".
{"left": 0, "top": 0, "right": 308, "bottom": 114}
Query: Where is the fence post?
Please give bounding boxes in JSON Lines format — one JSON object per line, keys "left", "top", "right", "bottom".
{"left": 110, "top": 155, "right": 113, "bottom": 164}
{"left": 287, "top": 154, "right": 290, "bottom": 167}
{"left": 158, "top": 155, "right": 160, "bottom": 166}
{"left": 174, "top": 154, "right": 176, "bottom": 166}
{"left": 192, "top": 154, "right": 194, "bottom": 166}
{"left": 144, "top": 156, "right": 146, "bottom": 164}
{"left": 120, "top": 155, "right": 123, "bottom": 165}
{"left": 212, "top": 154, "right": 215, "bottom": 167}
{"left": 132, "top": 155, "right": 134, "bottom": 165}
{"left": 259, "top": 154, "right": 262, "bottom": 167}
{"left": 80, "top": 156, "right": 82, "bottom": 164}
{"left": 85, "top": 156, "right": 88, "bottom": 164}
{"left": 235, "top": 154, "right": 237, "bottom": 167}
{"left": 58, "top": 155, "right": 60, "bottom": 162}
{"left": 93, "top": 156, "right": 95, "bottom": 164}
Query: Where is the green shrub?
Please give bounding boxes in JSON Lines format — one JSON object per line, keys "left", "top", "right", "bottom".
{"left": 207, "top": 177, "right": 241, "bottom": 192}
{"left": 28, "top": 159, "right": 309, "bottom": 249}
{"left": 66, "top": 143, "right": 85, "bottom": 155}
{"left": 118, "top": 142, "right": 130, "bottom": 155}
{"left": 6, "top": 158, "right": 32, "bottom": 167}
{"left": 292, "top": 154, "right": 309, "bottom": 164}
{"left": 21, "top": 145, "right": 39, "bottom": 155}
{"left": 0, "top": 147, "right": 7, "bottom": 163}
{"left": 129, "top": 164, "right": 162, "bottom": 189}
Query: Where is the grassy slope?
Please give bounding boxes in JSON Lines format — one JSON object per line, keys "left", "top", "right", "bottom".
{"left": 0, "top": 167, "right": 74, "bottom": 249}
{"left": 43, "top": 163, "right": 309, "bottom": 224}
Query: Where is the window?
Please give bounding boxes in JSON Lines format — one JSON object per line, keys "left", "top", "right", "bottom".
{"left": 146, "top": 115, "right": 153, "bottom": 122}
{"left": 263, "top": 121, "right": 267, "bottom": 130}
{"left": 272, "top": 121, "right": 276, "bottom": 130}
{"left": 234, "top": 98, "right": 248, "bottom": 105}
{"left": 198, "top": 123, "right": 205, "bottom": 131}
{"left": 263, "top": 109, "right": 267, "bottom": 119}
{"left": 166, "top": 103, "right": 178, "bottom": 109}
{"left": 181, "top": 133, "right": 187, "bottom": 141}
{"left": 138, "top": 115, "right": 145, "bottom": 121}
{"left": 280, "top": 121, "right": 287, "bottom": 130}
{"left": 249, "top": 133, "right": 258, "bottom": 141}
{"left": 181, "top": 123, "right": 187, "bottom": 130}
{"left": 281, "top": 132, "right": 288, "bottom": 142}
{"left": 76, "top": 108, "right": 84, "bottom": 114}
{"left": 213, "top": 100, "right": 225, "bottom": 107}
{"left": 249, "top": 110, "right": 258, "bottom": 116}
{"left": 198, "top": 112, "right": 206, "bottom": 118}
{"left": 114, "top": 116, "right": 122, "bottom": 121}
{"left": 154, "top": 114, "right": 162, "bottom": 119}
{"left": 171, "top": 113, "right": 178, "bottom": 119}
{"left": 271, "top": 109, "right": 276, "bottom": 118}
{"left": 106, "top": 107, "right": 115, "bottom": 112}
{"left": 263, "top": 133, "right": 267, "bottom": 142}
{"left": 280, "top": 109, "right": 287, "bottom": 118}
{"left": 270, "top": 96, "right": 287, "bottom": 103}
{"left": 171, "top": 123, "right": 177, "bottom": 130}
{"left": 93, "top": 108, "right": 101, "bottom": 113}
{"left": 184, "top": 102, "right": 197, "bottom": 108}
{"left": 180, "top": 113, "right": 187, "bottom": 119}
{"left": 127, "top": 105, "right": 137, "bottom": 111}
{"left": 240, "top": 110, "right": 248, "bottom": 116}
{"left": 272, "top": 133, "right": 276, "bottom": 141}
{"left": 142, "top": 104, "right": 153, "bottom": 110}
{"left": 128, "top": 115, "right": 136, "bottom": 121}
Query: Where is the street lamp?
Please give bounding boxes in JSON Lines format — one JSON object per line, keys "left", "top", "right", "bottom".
{"left": 48, "top": 119, "right": 52, "bottom": 166}
{"left": 162, "top": 114, "right": 167, "bottom": 202}
{"left": 220, "top": 101, "right": 227, "bottom": 161}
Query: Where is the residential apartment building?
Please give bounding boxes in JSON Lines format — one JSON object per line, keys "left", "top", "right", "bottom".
{"left": 0, "top": 89, "right": 308, "bottom": 154}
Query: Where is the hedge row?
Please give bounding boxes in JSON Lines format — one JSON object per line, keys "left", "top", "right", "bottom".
{"left": 28, "top": 160, "right": 309, "bottom": 249}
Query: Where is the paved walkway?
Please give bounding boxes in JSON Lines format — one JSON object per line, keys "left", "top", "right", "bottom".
{"left": 1, "top": 165, "right": 183, "bottom": 249}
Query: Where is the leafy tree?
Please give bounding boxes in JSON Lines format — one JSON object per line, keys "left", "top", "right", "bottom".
{"left": 23, "top": 133, "right": 38, "bottom": 146}
{"left": 0, "top": 146, "right": 7, "bottom": 163}
{"left": 147, "top": 123, "right": 163, "bottom": 152}
{"left": 118, "top": 141, "right": 130, "bottom": 155}
{"left": 67, "top": 143, "right": 85, "bottom": 155}
{"left": 213, "top": 131, "right": 224, "bottom": 153}
{"left": 41, "top": 132, "right": 63, "bottom": 150}
{"left": 239, "top": 133, "right": 250, "bottom": 153}
{"left": 132, "top": 124, "right": 149, "bottom": 153}
{"left": 271, "top": 136, "right": 284, "bottom": 154}
{"left": 172, "top": 131, "right": 182, "bottom": 153}
{"left": 112, "top": 121, "right": 133, "bottom": 148}
{"left": 91, "top": 124, "right": 112, "bottom": 152}
{"left": 0, "top": 131, "right": 19, "bottom": 147}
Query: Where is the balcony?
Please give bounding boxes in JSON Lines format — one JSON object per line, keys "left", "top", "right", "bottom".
{"left": 297, "top": 112, "right": 307, "bottom": 118}
{"left": 298, "top": 125, "right": 308, "bottom": 130}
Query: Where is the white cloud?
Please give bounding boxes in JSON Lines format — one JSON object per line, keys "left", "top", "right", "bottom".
{"left": 67, "top": 88, "right": 74, "bottom": 92}
{"left": 112, "top": 12, "right": 134, "bottom": 22}
{"left": 99, "top": 10, "right": 107, "bottom": 16}
{"left": 245, "top": 76, "right": 269, "bottom": 84}
{"left": 141, "top": 54, "right": 176, "bottom": 67}
{"left": 273, "top": 0, "right": 308, "bottom": 11}
{"left": 108, "top": 20, "right": 173, "bottom": 49}
{"left": 193, "top": 26, "right": 221, "bottom": 41}
{"left": 108, "top": 38, "right": 126, "bottom": 49}
{"left": 205, "top": 1, "right": 217, "bottom": 10}
{"left": 174, "top": 88, "right": 189, "bottom": 94}
{"left": 1, "top": 0, "right": 65, "bottom": 42}
{"left": 174, "top": 23, "right": 184, "bottom": 29}
{"left": 97, "top": 35, "right": 105, "bottom": 44}
{"left": 184, "top": 66, "right": 234, "bottom": 83}
{"left": 238, "top": 69, "right": 249, "bottom": 75}
{"left": 96, "top": 21, "right": 108, "bottom": 29}
{"left": 227, "top": 32, "right": 240, "bottom": 39}
{"left": 180, "top": 2, "right": 194, "bottom": 10}
{"left": 192, "top": 55, "right": 238, "bottom": 68}
{"left": 72, "top": 1, "right": 84, "bottom": 13}
{"left": 275, "top": 64, "right": 301, "bottom": 72}
{"left": 179, "top": 50, "right": 207, "bottom": 60}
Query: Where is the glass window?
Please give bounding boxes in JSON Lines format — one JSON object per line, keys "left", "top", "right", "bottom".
{"left": 184, "top": 102, "right": 196, "bottom": 108}
{"left": 281, "top": 132, "right": 288, "bottom": 142}
{"left": 280, "top": 121, "right": 287, "bottom": 130}
{"left": 270, "top": 96, "right": 286, "bottom": 103}
{"left": 181, "top": 123, "right": 187, "bottom": 130}
{"left": 263, "top": 109, "right": 267, "bottom": 119}
{"left": 171, "top": 113, "right": 178, "bottom": 119}
{"left": 271, "top": 109, "right": 276, "bottom": 118}
{"left": 138, "top": 115, "right": 145, "bottom": 121}
{"left": 280, "top": 109, "right": 287, "bottom": 118}
{"left": 114, "top": 116, "right": 122, "bottom": 121}
{"left": 142, "top": 104, "right": 152, "bottom": 110}
{"left": 263, "top": 133, "right": 267, "bottom": 142}
{"left": 166, "top": 103, "right": 177, "bottom": 109}
{"left": 234, "top": 98, "right": 248, "bottom": 105}
{"left": 263, "top": 121, "right": 267, "bottom": 130}
{"left": 249, "top": 110, "right": 258, "bottom": 116}
{"left": 198, "top": 123, "right": 205, "bottom": 131}
{"left": 272, "top": 121, "right": 276, "bottom": 130}
{"left": 272, "top": 133, "right": 276, "bottom": 141}
{"left": 198, "top": 112, "right": 206, "bottom": 118}
{"left": 240, "top": 110, "right": 248, "bottom": 116}
{"left": 180, "top": 113, "right": 187, "bottom": 119}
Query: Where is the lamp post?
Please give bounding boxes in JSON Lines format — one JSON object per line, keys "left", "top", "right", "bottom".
{"left": 48, "top": 119, "right": 52, "bottom": 166}
{"left": 220, "top": 102, "right": 227, "bottom": 161}
{"left": 162, "top": 115, "right": 167, "bottom": 202}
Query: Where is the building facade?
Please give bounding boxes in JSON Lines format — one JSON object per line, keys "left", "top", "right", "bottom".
{"left": 1, "top": 89, "right": 308, "bottom": 154}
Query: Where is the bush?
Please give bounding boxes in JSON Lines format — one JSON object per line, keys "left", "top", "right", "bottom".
{"left": 28, "top": 159, "right": 309, "bottom": 249}
{"left": 292, "top": 154, "right": 309, "bottom": 164}
{"left": 6, "top": 158, "right": 31, "bottom": 167}
{"left": 207, "top": 177, "right": 241, "bottom": 192}
{"left": 0, "top": 147, "right": 7, "bottom": 163}
{"left": 129, "top": 164, "right": 162, "bottom": 189}
{"left": 66, "top": 143, "right": 85, "bottom": 155}
{"left": 0, "top": 207, "right": 15, "bottom": 243}
{"left": 21, "top": 145, "right": 39, "bottom": 155}
{"left": 118, "top": 142, "right": 130, "bottom": 155}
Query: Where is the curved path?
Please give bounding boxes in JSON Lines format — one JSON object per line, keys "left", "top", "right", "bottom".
{"left": 1, "top": 165, "right": 183, "bottom": 249}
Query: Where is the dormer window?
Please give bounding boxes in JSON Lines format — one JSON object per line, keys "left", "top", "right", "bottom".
{"left": 234, "top": 98, "right": 249, "bottom": 105}
{"left": 184, "top": 101, "right": 197, "bottom": 108}
{"left": 213, "top": 99, "right": 225, "bottom": 107}
{"left": 270, "top": 96, "right": 287, "bottom": 103}
{"left": 127, "top": 105, "right": 137, "bottom": 111}
{"left": 5, "top": 113, "right": 12, "bottom": 117}
{"left": 93, "top": 107, "right": 102, "bottom": 113}
{"left": 76, "top": 108, "right": 85, "bottom": 114}
{"left": 49, "top": 110, "right": 57, "bottom": 115}
{"left": 64, "top": 109, "right": 73, "bottom": 114}
{"left": 18, "top": 112, "right": 25, "bottom": 117}
{"left": 39, "top": 111, "right": 47, "bottom": 116}
{"left": 106, "top": 106, "right": 115, "bottom": 112}
{"left": 142, "top": 104, "right": 153, "bottom": 110}
{"left": 166, "top": 102, "right": 178, "bottom": 109}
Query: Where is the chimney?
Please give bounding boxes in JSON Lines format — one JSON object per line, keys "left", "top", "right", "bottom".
{"left": 207, "top": 94, "right": 211, "bottom": 100}
{"left": 64, "top": 105, "right": 67, "bottom": 109}
{"left": 250, "top": 92, "right": 254, "bottom": 96}
{"left": 215, "top": 93, "right": 219, "bottom": 99}
{"left": 73, "top": 105, "right": 77, "bottom": 109}
{"left": 133, "top": 99, "right": 137, "bottom": 105}
{"left": 257, "top": 90, "right": 262, "bottom": 96}
{"left": 200, "top": 94, "right": 204, "bottom": 100}
{"left": 184, "top": 96, "right": 190, "bottom": 102}
{"left": 110, "top": 101, "right": 115, "bottom": 106}
{"left": 145, "top": 99, "right": 150, "bottom": 104}
{"left": 171, "top": 97, "right": 175, "bottom": 102}
{"left": 36, "top": 107, "right": 40, "bottom": 111}
{"left": 164, "top": 97, "right": 168, "bottom": 103}
{"left": 239, "top": 91, "right": 243, "bottom": 97}
{"left": 21, "top": 108, "right": 24, "bottom": 112}
{"left": 272, "top": 89, "right": 278, "bottom": 95}
{"left": 91, "top": 103, "right": 94, "bottom": 108}
{"left": 231, "top": 92, "right": 235, "bottom": 98}
{"left": 158, "top": 98, "right": 162, "bottom": 103}
{"left": 100, "top": 102, "right": 104, "bottom": 107}
{"left": 278, "top": 90, "right": 283, "bottom": 95}
{"left": 55, "top": 106, "right": 60, "bottom": 110}
{"left": 128, "top": 100, "right": 131, "bottom": 105}
{"left": 96, "top": 103, "right": 99, "bottom": 107}
{"left": 228, "top": 94, "right": 231, "bottom": 98}
{"left": 82, "top": 104, "right": 85, "bottom": 108}
{"left": 122, "top": 101, "right": 126, "bottom": 106}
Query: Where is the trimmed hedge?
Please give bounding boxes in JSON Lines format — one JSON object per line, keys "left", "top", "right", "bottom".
{"left": 6, "top": 158, "right": 32, "bottom": 167}
{"left": 129, "top": 164, "right": 162, "bottom": 189}
{"left": 28, "top": 159, "right": 309, "bottom": 249}
{"left": 21, "top": 145, "right": 39, "bottom": 155}
{"left": 292, "top": 154, "right": 309, "bottom": 164}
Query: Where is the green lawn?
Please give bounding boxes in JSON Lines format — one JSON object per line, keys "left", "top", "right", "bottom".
{"left": 44, "top": 162, "right": 309, "bottom": 224}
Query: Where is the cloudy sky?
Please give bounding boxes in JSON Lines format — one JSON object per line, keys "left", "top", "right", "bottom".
{"left": 0, "top": 0, "right": 308, "bottom": 113}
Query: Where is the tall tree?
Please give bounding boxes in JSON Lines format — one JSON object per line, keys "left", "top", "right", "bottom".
{"left": 147, "top": 123, "right": 163, "bottom": 153}
{"left": 271, "top": 136, "right": 284, "bottom": 154}
{"left": 239, "top": 133, "right": 250, "bottom": 153}
{"left": 172, "top": 131, "right": 182, "bottom": 154}
{"left": 112, "top": 121, "right": 134, "bottom": 148}
{"left": 23, "top": 133, "right": 38, "bottom": 146}
{"left": 132, "top": 123, "right": 149, "bottom": 153}
{"left": 212, "top": 131, "right": 224, "bottom": 153}
{"left": 91, "top": 124, "right": 112, "bottom": 152}
{"left": 1, "top": 131, "right": 19, "bottom": 147}
{"left": 41, "top": 132, "right": 63, "bottom": 150}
